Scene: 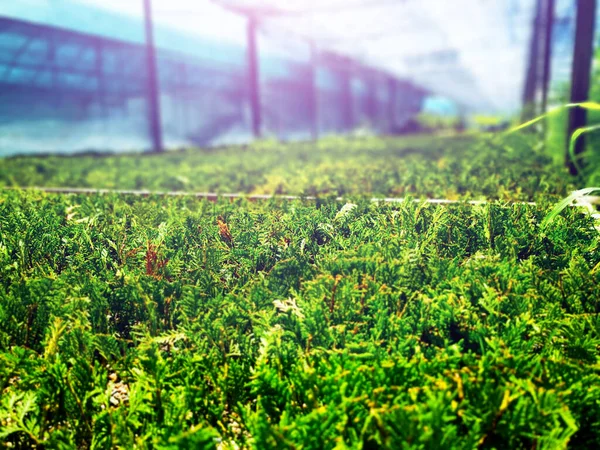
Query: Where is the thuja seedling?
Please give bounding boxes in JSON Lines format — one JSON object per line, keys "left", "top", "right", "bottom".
{"left": 0, "top": 133, "right": 578, "bottom": 202}
{"left": 1, "top": 133, "right": 600, "bottom": 448}
{"left": 0, "top": 189, "right": 599, "bottom": 448}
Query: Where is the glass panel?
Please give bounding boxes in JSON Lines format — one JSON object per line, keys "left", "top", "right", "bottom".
{"left": 151, "top": 0, "right": 250, "bottom": 147}
{"left": 259, "top": 32, "right": 313, "bottom": 141}
{"left": 0, "top": 0, "right": 149, "bottom": 155}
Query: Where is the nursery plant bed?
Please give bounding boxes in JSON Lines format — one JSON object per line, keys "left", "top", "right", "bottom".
{"left": 2, "top": 185, "right": 540, "bottom": 206}
{"left": 0, "top": 134, "right": 578, "bottom": 202}
{"left": 1, "top": 189, "right": 599, "bottom": 448}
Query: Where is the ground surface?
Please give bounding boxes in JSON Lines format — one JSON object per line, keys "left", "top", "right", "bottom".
{"left": 1, "top": 135, "right": 599, "bottom": 448}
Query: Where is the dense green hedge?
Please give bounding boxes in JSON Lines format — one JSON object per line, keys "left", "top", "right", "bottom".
{"left": 0, "top": 134, "right": 577, "bottom": 201}
{"left": 1, "top": 190, "right": 600, "bottom": 448}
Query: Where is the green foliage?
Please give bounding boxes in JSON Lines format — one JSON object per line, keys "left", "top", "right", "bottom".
{"left": 510, "top": 102, "right": 600, "bottom": 180}
{"left": 1, "top": 188, "right": 600, "bottom": 448}
{"left": 0, "top": 134, "right": 577, "bottom": 201}
{"left": 508, "top": 102, "right": 600, "bottom": 135}
{"left": 472, "top": 114, "right": 505, "bottom": 127}
{"left": 415, "top": 113, "right": 463, "bottom": 132}
{"left": 1, "top": 134, "right": 599, "bottom": 448}
{"left": 542, "top": 187, "right": 600, "bottom": 228}
{"left": 568, "top": 125, "right": 600, "bottom": 173}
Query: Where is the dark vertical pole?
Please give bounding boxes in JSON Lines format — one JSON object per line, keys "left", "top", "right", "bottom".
{"left": 179, "top": 62, "right": 190, "bottom": 135}
{"left": 567, "top": 0, "right": 597, "bottom": 174}
{"left": 143, "top": 0, "right": 163, "bottom": 152}
{"left": 49, "top": 34, "right": 56, "bottom": 89}
{"left": 95, "top": 39, "right": 106, "bottom": 117}
{"left": 388, "top": 77, "right": 397, "bottom": 133}
{"left": 308, "top": 41, "right": 319, "bottom": 141}
{"left": 247, "top": 17, "right": 262, "bottom": 139}
{"left": 48, "top": 32, "right": 58, "bottom": 108}
{"left": 366, "top": 74, "right": 378, "bottom": 127}
{"left": 340, "top": 68, "right": 353, "bottom": 132}
{"left": 120, "top": 50, "right": 128, "bottom": 114}
{"left": 522, "top": 0, "right": 543, "bottom": 121}
{"left": 540, "top": 0, "right": 555, "bottom": 113}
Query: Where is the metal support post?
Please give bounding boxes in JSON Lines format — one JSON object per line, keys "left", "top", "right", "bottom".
{"left": 540, "top": 0, "right": 555, "bottom": 113}
{"left": 143, "top": 0, "right": 163, "bottom": 152}
{"left": 388, "top": 77, "right": 398, "bottom": 133}
{"left": 340, "top": 69, "right": 353, "bottom": 131}
{"left": 566, "top": 0, "right": 597, "bottom": 174}
{"left": 308, "top": 41, "right": 319, "bottom": 141}
{"left": 522, "top": 0, "right": 543, "bottom": 121}
{"left": 247, "top": 17, "right": 262, "bottom": 138}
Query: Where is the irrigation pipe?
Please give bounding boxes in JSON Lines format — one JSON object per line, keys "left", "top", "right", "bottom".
{"left": 3, "top": 187, "right": 541, "bottom": 206}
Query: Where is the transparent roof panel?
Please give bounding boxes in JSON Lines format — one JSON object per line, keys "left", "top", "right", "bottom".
{"left": 215, "top": 0, "right": 539, "bottom": 113}
{"left": 1, "top": 0, "right": 586, "bottom": 115}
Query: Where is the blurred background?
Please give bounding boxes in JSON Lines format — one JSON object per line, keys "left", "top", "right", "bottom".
{"left": 0, "top": 0, "right": 596, "bottom": 157}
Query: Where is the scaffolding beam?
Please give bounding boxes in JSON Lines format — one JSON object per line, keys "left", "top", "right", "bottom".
{"left": 247, "top": 17, "right": 262, "bottom": 138}
{"left": 540, "top": 0, "right": 555, "bottom": 113}
{"left": 366, "top": 74, "right": 378, "bottom": 125}
{"left": 143, "top": 0, "right": 163, "bottom": 152}
{"left": 308, "top": 41, "right": 319, "bottom": 141}
{"left": 340, "top": 70, "right": 353, "bottom": 131}
{"left": 95, "top": 39, "right": 106, "bottom": 116}
{"left": 522, "top": 0, "right": 543, "bottom": 120}
{"left": 566, "top": 0, "right": 597, "bottom": 175}
{"left": 388, "top": 77, "right": 397, "bottom": 132}
{"left": 522, "top": 0, "right": 556, "bottom": 120}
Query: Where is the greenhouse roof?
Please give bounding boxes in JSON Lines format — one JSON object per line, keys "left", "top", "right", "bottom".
{"left": 0, "top": 0, "right": 582, "bottom": 115}
{"left": 213, "top": 0, "right": 539, "bottom": 113}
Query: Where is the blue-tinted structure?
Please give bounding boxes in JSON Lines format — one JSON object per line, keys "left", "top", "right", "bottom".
{"left": 0, "top": 1, "right": 431, "bottom": 155}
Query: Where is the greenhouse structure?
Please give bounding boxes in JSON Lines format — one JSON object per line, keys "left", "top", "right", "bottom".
{"left": 2, "top": 0, "right": 600, "bottom": 448}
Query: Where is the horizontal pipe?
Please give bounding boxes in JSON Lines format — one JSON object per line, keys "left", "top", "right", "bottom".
{"left": 2, "top": 186, "right": 540, "bottom": 206}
